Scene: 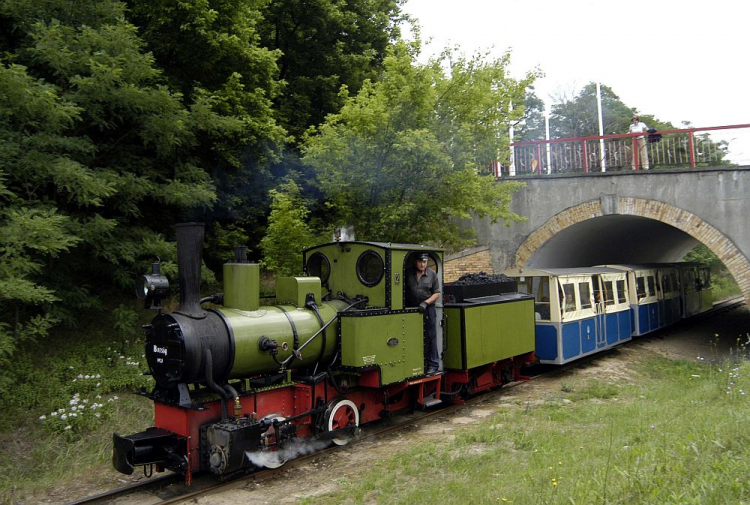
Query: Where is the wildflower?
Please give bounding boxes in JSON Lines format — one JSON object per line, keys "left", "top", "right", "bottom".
{"left": 94, "top": 413, "right": 101, "bottom": 418}
{"left": 78, "top": 374, "right": 84, "bottom": 379}
{"left": 96, "top": 382, "right": 101, "bottom": 387}
{"left": 95, "top": 374, "right": 101, "bottom": 379}
{"left": 113, "top": 395, "right": 119, "bottom": 400}
{"left": 51, "top": 412, "right": 58, "bottom": 417}
{"left": 70, "top": 413, "right": 77, "bottom": 418}
{"left": 39, "top": 415, "right": 46, "bottom": 421}
{"left": 83, "top": 399, "right": 88, "bottom": 404}
{"left": 61, "top": 414, "right": 68, "bottom": 420}
{"left": 64, "top": 425, "right": 72, "bottom": 430}
{"left": 96, "top": 395, "right": 102, "bottom": 399}
{"left": 552, "top": 478, "right": 558, "bottom": 487}
{"left": 57, "top": 408, "right": 65, "bottom": 414}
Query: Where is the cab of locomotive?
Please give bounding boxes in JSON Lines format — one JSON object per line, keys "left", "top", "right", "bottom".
{"left": 303, "top": 241, "right": 444, "bottom": 384}
{"left": 303, "top": 241, "right": 443, "bottom": 312}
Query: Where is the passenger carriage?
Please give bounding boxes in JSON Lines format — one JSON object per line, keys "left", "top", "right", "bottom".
{"left": 675, "top": 262, "right": 712, "bottom": 318}
{"left": 505, "top": 268, "right": 632, "bottom": 365}
{"left": 603, "top": 264, "right": 683, "bottom": 336}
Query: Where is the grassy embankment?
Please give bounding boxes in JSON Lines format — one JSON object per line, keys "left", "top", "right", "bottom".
{"left": 302, "top": 351, "right": 750, "bottom": 505}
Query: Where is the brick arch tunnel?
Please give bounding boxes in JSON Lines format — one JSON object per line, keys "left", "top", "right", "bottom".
{"left": 513, "top": 197, "right": 750, "bottom": 304}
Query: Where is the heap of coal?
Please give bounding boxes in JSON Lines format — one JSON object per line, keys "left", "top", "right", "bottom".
{"left": 452, "top": 272, "right": 512, "bottom": 285}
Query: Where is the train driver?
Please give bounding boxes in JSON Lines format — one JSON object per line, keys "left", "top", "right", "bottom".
{"left": 405, "top": 253, "right": 441, "bottom": 375}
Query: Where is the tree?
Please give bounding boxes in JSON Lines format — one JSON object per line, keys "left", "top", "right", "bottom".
{"left": 0, "top": 0, "right": 253, "bottom": 328}
{"left": 515, "top": 88, "right": 547, "bottom": 142}
{"left": 302, "top": 43, "right": 536, "bottom": 250}
{"left": 257, "top": 0, "right": 406, "bottom": 143}
{"left": 259, "top": 181, "right": 316, "bottom": 277}
{"left": 549, "top": 83, "right": 637, "bottom": 138}
{"left": 125, "top": 0, "right": 288, "bottom": 253}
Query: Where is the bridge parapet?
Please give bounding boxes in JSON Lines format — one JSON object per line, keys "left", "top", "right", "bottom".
{"left": 490, "top": 124, "right": 750, "bottom": 176}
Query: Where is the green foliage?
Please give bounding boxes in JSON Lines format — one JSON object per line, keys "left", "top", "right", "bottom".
{"left": 0, "top": 0, "right": 266, "bottom": 357}
{"left": 259, "top": 181, "right": 316, "bottom": 276}
{"left": 257, "top": 0, "right": 406, "bottom": 142}
{"left": 0, "top": 322, "right": 152, "bottom": 443}
{"left": 549, "top": 82, "right": 638, "bottom": 138}
{"left": 303, "top": 43, "right": 536, "bottom": 250}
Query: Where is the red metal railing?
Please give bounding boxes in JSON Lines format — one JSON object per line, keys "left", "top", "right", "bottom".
{"left": 492, "top": 123, "right": 750, "bottom": 177}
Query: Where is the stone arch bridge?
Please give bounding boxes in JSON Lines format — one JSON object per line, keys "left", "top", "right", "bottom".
{"left": 466, "top": 167, "right": 750, "bottom": 303}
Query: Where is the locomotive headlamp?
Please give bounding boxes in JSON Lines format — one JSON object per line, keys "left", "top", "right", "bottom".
{"left": 136, "top": 262, "right": 169, "bottom": 310}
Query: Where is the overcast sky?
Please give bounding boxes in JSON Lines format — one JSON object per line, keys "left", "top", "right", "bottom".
{"left": 403, "top": 0, "right": 750, "bottom": 162}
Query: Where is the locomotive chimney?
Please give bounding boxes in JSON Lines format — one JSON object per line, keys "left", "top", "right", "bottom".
{"left": 175, "top": 222, "right": 206, "bottom": 318}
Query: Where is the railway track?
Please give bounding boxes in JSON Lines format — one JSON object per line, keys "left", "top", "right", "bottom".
{"left": 67, "top": 296, "right": 746, "bottom": 505}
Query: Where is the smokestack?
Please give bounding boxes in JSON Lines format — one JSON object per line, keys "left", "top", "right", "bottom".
{"left": 175, "top": 222, "right": 206, "bottom": 318}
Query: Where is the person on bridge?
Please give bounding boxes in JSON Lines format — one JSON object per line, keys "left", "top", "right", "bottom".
{"left": 629, "top": 115, "right": 650, "bottom": 170}
{"left": 406, "top": 252, "right": 441, "bottom": 375}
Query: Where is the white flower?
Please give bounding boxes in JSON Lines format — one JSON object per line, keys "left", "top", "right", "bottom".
{"left": 85, "top": 375, "right": 91, "bottom": 379}
{"left": 96, "top": 395, "right": 102, "bottom": 399}
{"left": 77, "top": 374, "right": 84, "bottom": 379}
{"left": 39, "top": 415, "right": 46, "bottom": 421}
{"left": 113, "top": 396, "right": 119, "bottom": 400}
{"left": 64, "top": 425, "right": 72, "bottom": 430}
{"left": 51, "top": 412, "right": 58, "bottom": 417}
{"left": 68, "top": 366, "right": 74, "bottom": 369}
{"left": 83, "top": 399, "right": 88, "bottom": 404}
{"left": 95, "top": 374, "right": 101, "bottom": 379}
{"left": 94, "top": 413, "right": 101, "bottom": 418}
{"left": 96, "top": 383, "right": 101, "bottom": 387}
{"left": 61, "top": 414, "right": 68, "bottom": 420}
{"left": 57, "top": 408, "right": 65, "bottom": 414}
{"left": 70, "top": 413, "right": 77, "bottom": 418}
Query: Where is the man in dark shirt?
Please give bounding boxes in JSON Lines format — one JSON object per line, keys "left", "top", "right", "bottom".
{"left": 405, "top": 253, "right": 441, "bottom": 375}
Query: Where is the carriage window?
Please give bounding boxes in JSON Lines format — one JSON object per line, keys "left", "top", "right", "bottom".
{"left": 561, "top": 283, "right": 576, "bottom": 312}
{"left": 647, "top": 276, "right": 656, "bottom": 296}
{"left": 603, "top": 281, "right": 615, "bottom": 306}
{"left": 579, "top": 283, "right": 592, "bottom": 309}
{"left": 616, "top": 280, "right": 627, "bottom": 303}
{"left": 356, "top": 250, "right": 384, "bottom": 287}
{"left": 670, "top": 273, "right": 679, "bottom": 292}
{"left": 524, "top": 277, "right": 550, "bottom": 321}
{"left": 636, "top": 277, "right": 646, "bottom": 300}
{"left": 662, "top": 275, "right": 674, "bottom": 293}
{"left": 701, "top": 269, "right": 711, "bottom": 288}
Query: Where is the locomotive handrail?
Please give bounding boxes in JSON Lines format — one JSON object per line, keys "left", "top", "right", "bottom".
{"left": 278, "top": 299, "right": 364, "bottom": 368}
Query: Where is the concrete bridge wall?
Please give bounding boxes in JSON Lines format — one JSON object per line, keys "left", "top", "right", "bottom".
{"left": 472, "top": 167, "right": 750, "bottom": 303}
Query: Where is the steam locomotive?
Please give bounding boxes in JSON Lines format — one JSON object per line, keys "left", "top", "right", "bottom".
{"left": 113, "top": 223, "right": 536, "bottom": 483}
{"left": 113, "top": 224, "right": 712, "bottom": 482}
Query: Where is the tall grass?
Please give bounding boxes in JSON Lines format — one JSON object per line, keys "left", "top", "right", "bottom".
{"left": 300, "top": 356, "right": 750, "bottom": 505}
{"left": 0, "top": 314, "right": 154, "bottom": 504}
